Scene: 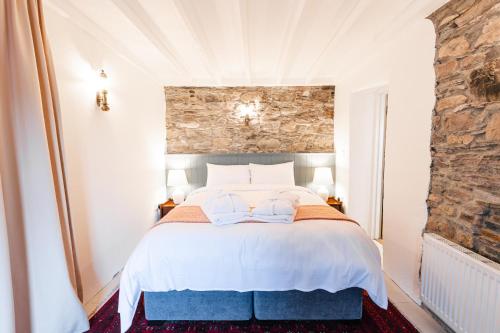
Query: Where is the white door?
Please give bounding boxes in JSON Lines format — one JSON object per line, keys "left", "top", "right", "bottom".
{"left": 348, "top": 86, "right": 388, "bottom": 239}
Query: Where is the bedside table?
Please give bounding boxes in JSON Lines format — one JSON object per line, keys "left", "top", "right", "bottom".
{"left": 158, "top": 199, "right": 176, "bottom": 218}
{"left": 327, "top": 197, "right": 343, "bottom": 212}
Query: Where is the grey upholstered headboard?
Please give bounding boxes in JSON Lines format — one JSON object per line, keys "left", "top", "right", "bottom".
{"left": 165, "top": 153, "right": 335, "bottom": 195}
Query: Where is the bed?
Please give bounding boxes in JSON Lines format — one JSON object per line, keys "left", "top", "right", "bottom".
{"left": 118, "top": 163, "right": 387, "bottom": 333}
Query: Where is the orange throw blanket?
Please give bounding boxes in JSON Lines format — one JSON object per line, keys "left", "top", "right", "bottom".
{"left": 157, "top": 205, "right": 358, "bottom": 226}
{"left": 294, "top": 205, "right": 357, "bottom": 224}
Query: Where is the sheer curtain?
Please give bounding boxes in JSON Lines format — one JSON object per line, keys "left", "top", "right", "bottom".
{"left": 0, "top": 0, "right": 89, "bottom": 332}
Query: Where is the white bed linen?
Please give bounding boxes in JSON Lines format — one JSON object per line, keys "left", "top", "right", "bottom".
{"left": 206, "top": 164, "right": 250, "bottom": 187}
{"left": 118, "top": 185, "right": 387, "bottom": 332}
{"left": 249, "top": 162, "right": 295, "bottom": 186}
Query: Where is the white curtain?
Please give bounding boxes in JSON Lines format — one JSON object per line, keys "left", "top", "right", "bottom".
{"left": 0, "top": 0, "right": 89, "bottom": 332}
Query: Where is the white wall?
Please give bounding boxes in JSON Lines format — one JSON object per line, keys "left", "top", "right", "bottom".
{"left": 44, "top": 7, "right": 166, "bottom": 303}
{"left": 334, "top": 19, "right": 436, "bottom": 302}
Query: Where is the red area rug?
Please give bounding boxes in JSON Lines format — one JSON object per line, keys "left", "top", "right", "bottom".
{"left": 88, "top": 291, "right": 417, "bottom": 333}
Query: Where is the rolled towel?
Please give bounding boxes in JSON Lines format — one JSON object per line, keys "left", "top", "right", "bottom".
{"left": 202, "top": 191, "right": 250, "bottom": 225}
{"left": 276, "top": 191, "right": 300, "bottom": 208}
{"left": 253, "top": 198, "right": 296, "bottom": 216}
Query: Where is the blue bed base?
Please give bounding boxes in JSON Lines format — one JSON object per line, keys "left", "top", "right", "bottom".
{"left": 144, "top": 288, "right": 362, "bottom": 321}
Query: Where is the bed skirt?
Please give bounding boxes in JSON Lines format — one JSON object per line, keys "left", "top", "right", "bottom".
{"left": 144, "top": 290, "right": 253, "bottom": 321}
{"left": 144, "top": 288, "right": 362, "bottom": 321}
{"left": 254, "top": 288, "right": 362, "bottom": 320}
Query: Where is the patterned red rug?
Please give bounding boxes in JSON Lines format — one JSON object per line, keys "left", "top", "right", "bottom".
{"left": 88, "top": 291, "right": 417, "bottom": 333}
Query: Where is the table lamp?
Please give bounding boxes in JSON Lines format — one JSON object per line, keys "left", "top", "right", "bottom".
{"left": 313, "top": 167, "right": 333, "bottom": 201}
{"left": 167, "top": 169, "right": 188, "bottom": 204}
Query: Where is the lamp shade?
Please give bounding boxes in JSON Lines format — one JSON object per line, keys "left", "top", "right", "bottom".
{"left": 313, "top": 167, "right": 333, "bottom": 185}
{"left": 167, "top": 169, "right": 188, "bottom": 187}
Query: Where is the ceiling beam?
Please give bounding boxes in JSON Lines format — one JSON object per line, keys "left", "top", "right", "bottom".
{"left": 274, "top": 0, "right": 308, "bottom": 84}
{"left": 305, "top": 0, "right": 372, "bottom": 83}
{"left": 233, "top": 0, "right": 252, "bottom": 84}
{"left": 46, "top": 0, "right": 163, "bottom": 84}
{"left": 172, "top": 0, "right": 222, "bottom": 84}
{"left": 111, "top": 0, "right": 191, "bottom": 78}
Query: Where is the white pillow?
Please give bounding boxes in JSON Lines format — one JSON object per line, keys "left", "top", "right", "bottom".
{"left": 206, "top": 164, "right": 250, "bottom": 187}
{"left": 249, "top": 162, "right": 295, "bottom": 186}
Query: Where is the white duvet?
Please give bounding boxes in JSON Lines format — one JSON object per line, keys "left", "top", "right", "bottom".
{"left": 118, "top": 185, "right": 387, "bottom": 332}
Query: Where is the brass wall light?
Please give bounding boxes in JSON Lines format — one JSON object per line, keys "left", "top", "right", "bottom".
{"left": 96, "top": 69, "right": 110, "bottom": 111}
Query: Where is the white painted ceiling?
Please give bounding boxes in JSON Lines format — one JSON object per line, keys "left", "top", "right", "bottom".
{"left": 46, "top": 0, "right": 448, "bottom": 86}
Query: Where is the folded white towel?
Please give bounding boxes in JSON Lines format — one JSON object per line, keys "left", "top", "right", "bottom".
{"left": 202, "top": 191, "right": 250, "bottom": 225}
{"left": 252, "top": 198, "right": 296, "bottom": 216}
{"left": 202, "top": 191, "right": 249, "bottom": 214}
{"left": 208, "top": 212, "right": 250, "bottom": 226}
{"left": 252, "top": 213, "right": 295, "bottom": 224}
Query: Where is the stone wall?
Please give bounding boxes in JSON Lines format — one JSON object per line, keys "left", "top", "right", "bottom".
{"left": 165, "top": 86, "right": 334, "bottom": 153}
{"left": 426, "top": 0, "right": 500, "bottom": 262}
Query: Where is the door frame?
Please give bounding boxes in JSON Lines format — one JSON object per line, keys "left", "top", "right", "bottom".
{"left": 370, "top": 87, "right": 388, "bottom": 240}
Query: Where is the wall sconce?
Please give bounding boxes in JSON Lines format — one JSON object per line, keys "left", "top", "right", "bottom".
{"left": 237, "top": 100, "right": 259, "bottom": 125}
{"left": 96, "top": 69, "right": 110, "bottom": 112}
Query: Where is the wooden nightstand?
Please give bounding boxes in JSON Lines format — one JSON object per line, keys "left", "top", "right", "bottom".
{"left": 327, "top": 197, "right": 343, "bottom": 212}
{"left": 158, "top": 199, "right": 176, "bottom": 218}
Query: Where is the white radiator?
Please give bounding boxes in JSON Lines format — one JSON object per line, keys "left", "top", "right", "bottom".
{"left": 421, "top": 233, "right": 500, "bottom": 333}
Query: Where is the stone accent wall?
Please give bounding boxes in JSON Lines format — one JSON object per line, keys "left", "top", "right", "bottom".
{"left": 426, "top": 0, "right": 500, "bottom": 262}
{"left": 165, "top": 86, "right": 334, "bottom": 153}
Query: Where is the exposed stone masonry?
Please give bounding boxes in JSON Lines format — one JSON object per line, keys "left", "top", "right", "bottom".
{"left": 427, "top": 0, "right": 500, "bottom": 262}
{"left": 165, "top": 86, "right": 334, "bottom": 154}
